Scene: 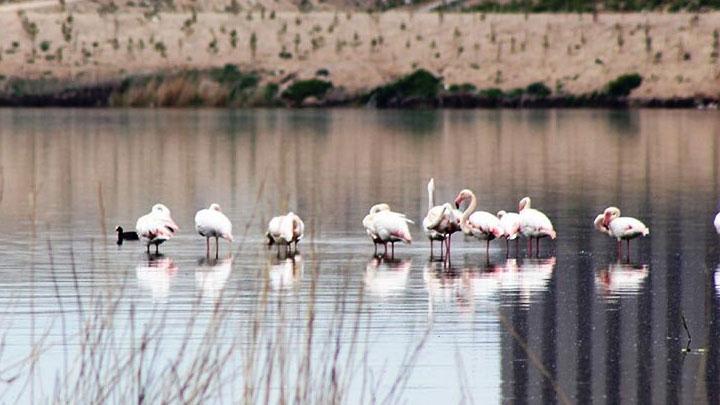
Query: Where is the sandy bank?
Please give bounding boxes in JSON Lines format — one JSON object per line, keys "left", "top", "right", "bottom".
{"left": 1, "top": 11, "right": 719, "bottom": 102}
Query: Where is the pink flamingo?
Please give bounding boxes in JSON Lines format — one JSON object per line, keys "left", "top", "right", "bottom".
{"left": 518, "top": 197, "right": 556, "bottom": 256}
{"left": 423, "top": 178, "right": 462, "bottom": 259}
{"left": 594, "top": 206, "right": 649, "bottom": 260}
{"left": 454, "top": 189, "right": 504, "bottom": 255}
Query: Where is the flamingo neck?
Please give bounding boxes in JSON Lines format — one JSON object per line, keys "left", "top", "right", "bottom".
{"left": 428, "top": 183, "right": 435, "bottom": 212}
{"left": 460, "top": 191, "right": 478, "bottom": 231}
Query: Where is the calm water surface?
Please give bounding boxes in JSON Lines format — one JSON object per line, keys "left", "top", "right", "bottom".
{"left": 0, "top": 109, "right": 719, "bottom": 403}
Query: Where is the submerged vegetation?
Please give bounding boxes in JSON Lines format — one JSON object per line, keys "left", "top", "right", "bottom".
{"left": 0, "top": 67, "right": 702, "bottom": 108}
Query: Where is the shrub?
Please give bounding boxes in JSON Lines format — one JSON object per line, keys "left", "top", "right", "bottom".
{"left": 372, "top": 69, "right": 441, "bottom": 106}
{"left": 525, "top": 81, "right": 551, "bottom": 98}
{"left": 605, "top": 73, "right": 642, "bottom": 97}
{"left": 282, "top": 79, "right": 333, "bottom": 104}
{"left": 447, "top": 83, "right": 477, "bottom": 93}
{"left": 39, "top": 40, "right": 51, "bottom": 52}
{"left": 478, "top": 88, "right": 504, "bottom": 100}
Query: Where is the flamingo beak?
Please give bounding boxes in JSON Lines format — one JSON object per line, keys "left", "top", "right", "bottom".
{"left": 454, "top": 195, "right": 463, "bottom": 209}
{"left": 602, "top": 213, "right": 611, "bottom": 227}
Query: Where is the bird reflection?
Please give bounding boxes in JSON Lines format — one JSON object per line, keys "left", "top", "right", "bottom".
{"left": 195, "top": 255, "right": 233, "bottom": 299}
{"left": 595, "top": 262, "right": 650, "bottom": 298}
{"left": 424, "top": 257, "right": 556, "bottom": 314}
{"left": 269, "top": 253, "right": 303, "bottom": 290}
{"left": 364, "top": 256, "right": 411, "bottom": 297}
{"left": 136, "top": 254, "right": 178, "bottom": 302}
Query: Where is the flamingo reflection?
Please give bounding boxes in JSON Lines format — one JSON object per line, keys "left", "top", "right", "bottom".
{"left": 269, "top": 253, "right": 303, "bottom": 290}
{"left": 364, "top": 257, "right": 411, "bottom": 297}
{"left": 136, "top": 254, "right": 178, "bottom": 302}
{"left": 595, "top": 262, "right": 649, "bottom": 297}
{"left": 424, "top": 257, "right": 556, "bottom": 314}
{"left": 195, "top": 256, "right": 233, "bottom": 299}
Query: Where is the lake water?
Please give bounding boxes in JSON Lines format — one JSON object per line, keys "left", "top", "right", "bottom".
{"left": 0, "top": 108, "right": 719, "bottom": 403}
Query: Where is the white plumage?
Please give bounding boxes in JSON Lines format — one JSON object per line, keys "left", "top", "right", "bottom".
{"left": 195, "top": 203, "right": 234, "bottom": 257}
{"left": 518, "top": 197, "right": 556, "bottom": 240}
{"left": 423, "top": 178, "right": 462, "bottom": 258}
{"left": 266, "top": 212, "right": 305, "bottom": 254}
{"left": 601, "top": 207, "right": 650, "bottom": 241}
{"left": 135, "top": 203, "right": 179, "bottom": 253}
{"left": 714, "top": 212, "right": 720, "bottom": 235}
{"left": 363, "top": 203, "right": 391, "bottom": 252}
{"left": 497, "top": 210, "right": 521, "bottom": 240}
{"left": 454, "top": 189, "right": 504, "bottom": 254}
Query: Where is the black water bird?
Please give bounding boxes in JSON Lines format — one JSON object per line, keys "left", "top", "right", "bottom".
{"left": 115, "top": 225, "right": 139, "bottom": 245}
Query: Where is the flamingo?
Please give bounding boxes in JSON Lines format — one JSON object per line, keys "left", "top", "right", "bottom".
{"left": 363, "top": 203, "right": 391, "bottom": 255}
{"left": 518, "top": 197, "right": 556, "bottom": 255}
{"left": 371, "top": 209, "right": 413, "bottom": 258}
{"left": 497, "top": 210, "right": 521, "bottom": 255}
{"left": 596, "top": 206, "right": 649, "bottom": 259}
{"left": 714, "top": 212, "right": 720, "bottom": 235}
{"left": 454, "top": 189, "right": 504, "bottom": 255}
{"left": 423, "top": 178, "right": 462, "bottom": 259}
{"left": 266, "top": 212, "right": 304, "bottom": 256}
{"left": 195, "top": 203, "right": 234, "bottom": 258}
{"left": 135, "top": 203, "right": 179, "bottom": 254}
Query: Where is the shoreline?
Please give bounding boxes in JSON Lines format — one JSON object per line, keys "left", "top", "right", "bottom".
{"left": 0, "top": 67, "right": 714, "bottom": 109}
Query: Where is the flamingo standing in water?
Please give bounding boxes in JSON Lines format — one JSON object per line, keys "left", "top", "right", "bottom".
{"left": 195, "top": 203, "right": 234, "bottom": 258}
{"left": 371, "top": 209, "right": 413, "bottom": 258}
{"left": 518, "top": 197, "right": 556, "bottom": 255}
{"left": 423, "top": 178, "right": 461, "bottom": 259}
{"left": 266, "top": 212, "right": 305, "bottom": 256}
{"left": 497, "top": 210, "right": 521, "bottom": 255}
{"left": 454, "top": 189, "right": 504, "bottom": 255}
{"left": 594, "top": 206, "right": 649, "bottom": 259}
{"left": 363, "top": 203, "right": 391, "bottom": 255}
{"left": 135, "top": 203, "right": 179, "bottom": 254}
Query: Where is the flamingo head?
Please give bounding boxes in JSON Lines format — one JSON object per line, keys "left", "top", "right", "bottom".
{"left": 369, "top": 203, "right": 390, "bottom": 215}
{"left": 497, "top": 210, "right": 507, "bottom": 219}
{"left": 427, "top": 178, "right": 435, "bottom": 193}
{"left": 454, "top": 189, "right": 473, "bottom": 209}
{"left": 209, "top": 203, "right": 222, "bottom": 211}
{"left": 518, "top": 197, "right": 531, "bottom": 212}
{"left": 593, "top": 214, "right": 609, "bottom": 234}
{"left": 152, "top": 203, "right": 170, "bottom": 215}
{"left": 603, "top": 207, "right": 621, "bottom": 227}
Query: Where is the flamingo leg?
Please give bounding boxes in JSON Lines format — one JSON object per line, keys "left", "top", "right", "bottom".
{"left": 383, "top": 243, "right": 388, "bottom": 257}
{"left": 505, "top": 238, "right": 509, "bottom": 258}
{"left": 215, "top": 237, "right": 219, "bottom": 259}
{"left": 206, "top": 238, "right": 210, "bottom": 257}
{"left": 391, "top": 242, "right": 395, "bottom": 259}
{"left": 146, "top": 244, "right": 150, "bottom": 254}
{"left": 486, "top": 240, "right": 490, "bottom": 256}
{"left": 374, "top": 242, "right": 378, "bottom": 256}
{"left": 536, "top": 237, "right": 540, "bottom": 257}
{"left": 626, "top": 239, "right": 631, "bottom": 262}
{"left": 527, "top": 237, "right": 532, "bottom": 256}
{"left": 155, "top": 244, "right": 159, "bottom": 254}
{"left": 430, "top": 239, "right": 434, "bottom": 258}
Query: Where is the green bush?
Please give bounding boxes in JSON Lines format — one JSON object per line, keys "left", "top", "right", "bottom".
{"left": 477, "top": 88, "right": 504, "bottom": 100}
{"left": 373, "top": 69, "right": 441, "bottom": 106}
{"left": 525, "top": 82, "right": 551, "bottom": 98}
{"left": 282, "top": 79, "right": 333, "bottom": 104}
{"left": 210, "top": 64, "right": 260, "bottom": 99}
{"left": 606, "top": 73, "right": 642, "bottom": 97}
{"left": 447, "top": 83, "right": 477, "bottom": 93}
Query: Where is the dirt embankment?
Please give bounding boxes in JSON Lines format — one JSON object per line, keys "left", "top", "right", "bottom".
{"left": 1, "top": 9, "right": 719, "bottom": 106}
